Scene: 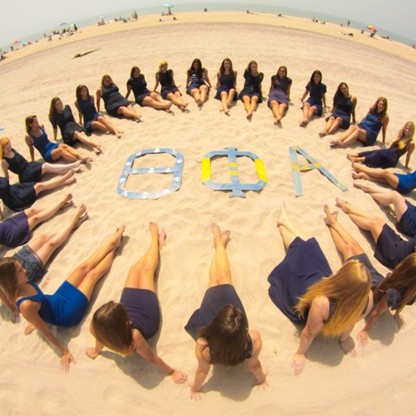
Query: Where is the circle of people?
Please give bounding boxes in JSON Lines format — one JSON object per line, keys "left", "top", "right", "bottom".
{"left": 0, "top": 57, "right": 415, "bottom": 399}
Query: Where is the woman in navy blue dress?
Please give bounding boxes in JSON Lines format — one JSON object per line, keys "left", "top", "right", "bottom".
{"left": 330, "top": 97, "right": 389, "bottom": 148}
{"left": 186, "top": 58, "right": 212, "bottom": 107}
{"left": 268, "top": 204, "right": 372, "bottom": 374}
{"left": 215, "top": 58, "right": 237, "bottom": 115}
{"left": 75, "top": 85, "right": 123, "bottom": 138}
{"left": 49, "top": 97, "right": 102, "bottom": 154}
{"left": 319, "top": 82, "right": 356, "bottom": 137}
{"left": 86, "top": 222, "right": 187, "bottom": 385}
{"left": 154, "top": 61, "right": 188, "bottom": 111}
{"left": 126, "top": 66, "right": 171, "bottom": 111}
{"left": 239, "top": 60, "right": 264, "bottom": 120}
{"left": 268, "top": 65, "right": 292, "bottom": 125}
{"left": 299, "top": 70, "right": 327, "bottom": 127}
{"left": 347, "top": 121, "right": 414, "bottom": 168}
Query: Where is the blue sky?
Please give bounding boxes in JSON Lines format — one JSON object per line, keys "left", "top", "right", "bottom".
{"left": 0, "top": 0, "right": 414, "bottom": 47}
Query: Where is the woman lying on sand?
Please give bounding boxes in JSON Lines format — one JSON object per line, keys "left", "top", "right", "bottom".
{"left": 299, "top": 70, "right": 327, "bottom": 127}
{"left": 319, "top": 82, "right": 356, "bottom": 137}
{"left": 0, "top": 223, "right": 123, "bottom": 371}
{"left": 185, "top": 224, "right": 267, "bottom": 399}
{"left": 75, "top": 84, "right": 123, "bottom": 138}
{"left": 267, "top": 204, "right": 372, "bottom": 375}
{"left": 330, "top": 97, "right": 389, "bottom": 148}
{"left": 25, "top": 115, "right": 90, "bottom": 163}
{"left": 347, "top": 121, "right": 414, "bottom": 169}
{"left": 49, "top": 97, "right": 102, "bottom": 154}
{"left": 87, "top": 223, "right": 187, "bottom": 384}
{"left": 1, "top": 137, "right": 80, "bottom": 183}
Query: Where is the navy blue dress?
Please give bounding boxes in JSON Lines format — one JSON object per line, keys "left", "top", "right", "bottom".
{"left": 127, "top": 75, "right": 151, "bottom": 105}
{"left": 239, "top": 70, "right": 264, "bottom": 103}
{"left": 358, "top": 147, "right": 406, "bottom": 168}
{"left": 330, "top": 95, "right": 353, "bottom": 129}
{"left": 215, "top": 72, "right": 237, "bottom": 100}
{"left": 101, "top": 84, "right": 131, "bottom": 117}
{"left": 3, "top": 149, "right": 42, "bottom": 183}
{"left": 305, "top": 82, "right": 327, "bottom": 116}
{"left": 395, "top": 170, "right": 416, "bottom": 194}
{"left": 0, "top": 177, "right": 37, "bottom": 212}
{"left": 51, "top": 105, "right": 86, "bottom": 145}
{"left": 78, "top": 96, "right": 100, "bottom": 134}
{"left": 0, "top": 211, "right": 30, "bottom": 247}
{"left": 358, "top": 113, "right": 383, "bottom": 146}
{"left": 158, "top": 70, "right": 179, "bottom": 99}
{"left": 268, "top": 75, "right": 292, "bottom": 106}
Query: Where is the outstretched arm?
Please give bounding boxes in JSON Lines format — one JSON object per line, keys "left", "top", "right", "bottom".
{"left": 245, "top": 330, "right": 267, "bottom": 386}
{"left": 204, "top": 69, "right": 212, "bottom": 88}
{"left": 25, "top": 135, "right": 35, "bottom": 162}
{"left": 1, "top": 160, "right": 9, "bottom": 179}
{"left": 405, "top": 142, "right": 415, "bottom": 169}
{"left": 381, "top": 115, "right": 390, "bottom": 144}
{"left": 351, "top": 96, "right": 357, "bottom": 123}
{"left": 190, "top": 341, "right": 211, "bottom": 398}
{"left": 153, "top": 73, "right": 160, "bottom": 92}
{"left": 300, "top": 89, "right": 308, "bottom": 104}
{"left": 133, "top": 330, "right": 187, "bottom": 384}
{"left": 96, "top": 88, "right": 102, "bottom": 112}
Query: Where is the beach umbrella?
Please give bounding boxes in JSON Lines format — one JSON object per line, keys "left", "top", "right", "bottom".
{"left": 163, "top": 3, "right": 174, "bottom": 8}
{"left": 367, "top": 25, "right": 377, "bottom": 32}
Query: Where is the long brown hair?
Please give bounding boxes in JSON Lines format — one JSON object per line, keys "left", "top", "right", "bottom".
{"left": 369, "top": 96, "right": 388, "bottom": 118}
{"left": 376, "top": 253, "right": 416, "bottom": 313}
{"left": 25, "top": 115, "right": 37, "bottom": 134}
{"left": 91, "top": 301, "right": 134, "bottom": 355}
{"left": 199, "top": 304, "right": 249, "bottom": 366}
{"left": 48, "top": 97, "right": 61, "bottom": 124}
{"left": 75, "top": 84, "right": 90, "bottom": 103}
{"left": 296, "top": 260, "right": 371, "bottom": 337}
{"left": 0, "top": 258, "right": 20, "bottom": 303}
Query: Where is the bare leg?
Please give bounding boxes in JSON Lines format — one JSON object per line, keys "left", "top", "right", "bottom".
{"left": 41, "top": 161, "right": 81, "bottom": 175}
{"left": 352, "top": 164, "right": 399, "bottom": 188}
{"left": 242, "top": 96, "right": 252, "bottom": 118}
{"left": 26, "top": 204, "right": 88, "bottom": 265}
{"left": 67, "top": 226, "right": 125, "bottom": 299}
{"left": 335, "top": 198, "right": 385, "bottom": 243}
{"left": 249, "top": 96, "right": 259, "bottom": 116}
{"left": 118, "top": 105, "right": 142, "bottom": 122}
{"left": 220, "top": 92, "right": 230, "bottom": 114}
{"left": 270, "top": 101, "right": 280, "bottom": 124}
{"left": 346, "top": 154, "right": 365, "bottom": 163}
{"left": 34, "top": 170, "right": 76, "bottom": 195}
{"left": 190, "top": 88, "right": 202, "bottom": 106}
{"left": 276, "top": 203, "right": 307, "bottom": 250}
{"left": 124, "top": 222, "right": 165, "bottom": 292}
{"left": 26, "top": 193, "right": 73, "bottom": 231}
{"left": 168, "top": 92, "right": 188, "bottom": 110}
{"left": 51, "top": 144, "right": 91, "bottom": 163}
{"left": 353, "top": 183, "right": 409, "bottom": 221}
{"left": 73, "top": 131, "right": 102, "bottom": 154}
{"left": 98, "top": 115, "right": 123, "bottom": 138}
{"left": 91, "top": 120, "right": 109, "bottom": 133}
{"left": 142, "top": 96, "right": 172, "bottom": 110}
{"left": 323, "top": 204, "right": 364, "bottom": 261}
{"left": 208, "top": 223, "right": 232, "bottom": 288}
{"left": 226, "top": 89, "right": 236, "bottom": 108}
{"left": 199, "top": 85, "right": 209, "bottom": 104}
{"left": 327, "top": 117, "right": 343, "bottom": 135}
{"left": 300, "top": 103, "right": 311, "bottom": 126}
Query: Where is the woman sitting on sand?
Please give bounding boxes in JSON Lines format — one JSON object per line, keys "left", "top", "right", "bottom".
{"left": 347, "top": 121, "right": 414, "bottom": 168}
{"left": 0, "top": 193, "right": 73, "bottom": 248}
{"left": 354, "top": 181, "right": 416, "bottom": 237}
{"left": 186, "top": 224, "right": 267, "bottom": 399}
{"left": 215, "top": 58, "right": 237, "bottom": 115}
{"left": 126, "top": 66, "right": 171, "bottom": 111}
{"left": 75, "top": 84, "right": 123, "bottom": 138}
{"left": 239, "top": 60, "right": 264, "bottom": 120}
{"left": 49, "top": 97, "right": 102, "bottom": 154}
{"left": 323, "top": 203, "right": 416, "bottom": 346}
{"left": 96, "top": 74, "right": 141, "bottom": 122}
{"left": 335, "top": 197, "right": 415, "bottom": 269}
{"left": 186, "top": 58, "right": 212, "bottom": 107}
{"left": 351, "top": 163, "right": 416, "bottom": 195}
{"left": 86, "top": 222, "right": 187, "bottom": 384}
{"left": 0, "top": 224, "right": 123, "bottom": 371}
{"left": 1, "top": 137, "right": 80, "bottom": 184}
{"left": 299, "top": 70, "right": 327, "bottom": 127}
{"left": 319, "top": 82, "right": 356, "bottom": 137}
{"left": 25, "top": 115, "right": 90, "bottom": 163}
{"left": 0, "top": 169, "right": 75, "bottom": 215}
{"left": 330, "top": 97, "right": 389, "bottom": 148}
{"left": 268, "top": 65, "right": 292, "bottom": 126}
{"left": 154, "top": 61, "right": 188, "bottom": 111}
{"left": 267, "top": 204, "right": 372, "bottom": 375}
{"left": 0, "top": 200, "right": 86, "bottom": 320}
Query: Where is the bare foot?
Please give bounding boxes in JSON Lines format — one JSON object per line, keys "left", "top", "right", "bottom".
{"left": 339, "top": 336, "right": 357, "bottom": 356}
{"left": 277, "top": 202, "right": 290, "bottom": 227}
{"left": 211, "top": 223, "right": 223, "bottom": 247}
{"left": 59, "top": 193, "right": 74, "bottom": 210}
{"left": 93, "top": 145, "right": 102, "bottom": 154}
{"left": 299, "top": 120, "right": 308, "bottom": 127}
{"left": 335, "top": 197, "right": 350, "bottom": 213}
{"left": 329, "top": 140, "right": 341, "bottom": 148}
{"left": 72, "top": 160, "right": 82, "bottom": 171}
{"left": 159, "top": 228, "right": 167, "bottom": 247}
{"left": 323, "top": 204, "right": 338, "bottom": 226}
{"left": 353, "top": 180, "right": 377, "bottom": 193}
{"left": 319, "top": 130, "right": 327, "bottom": 137}
{"left": 113, "top": 225, "right": 126, "bottom": 248}
{"left": 149, "top": 221, "right": 159, "bottom": 237}
{"left": 73, "top": 204, "right": 88, "bottom": 229}
{"left": 81, "top": 156, "right": 93, "bottom": 164}
{"left": 246, "top": 112, "right": 253, "bottom": 120}
{"left": 221, "top": 230, "right": 231, "bottom": 247}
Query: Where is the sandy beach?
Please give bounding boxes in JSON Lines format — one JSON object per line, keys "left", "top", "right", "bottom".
{"left": 0, "top": 11, "right": 415, "bottom": 416}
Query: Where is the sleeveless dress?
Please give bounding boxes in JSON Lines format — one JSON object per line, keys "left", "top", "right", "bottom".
{"left": 330, "top": 95, "right": 353, "bottom": 129}
{"left": 127, "top": 75, "right": 151, "bottom": 105}
{"left": 358, "top": 143, "right": 408, "bottom": 169}
{"left": 51, "top": 105, "right": 86, "bottom": 145}
{"left": 120, "top": 288, "right": 161, "bottom": 340}
{"left": 101, "top": 83, "right": 131, "bottom": 117}
{"left": 29, "top": 127, "right": 58, "bottom": 163}
{"left": 215, "top": 72, "right": 237, "bottom": 100}
{"left": 358, "top": 112, "right": 383, "bottom": 146}
{"left": 395, "top": 170, "right": 416, "bottom": 194}
{"left": 3, "top": 149, "right": 42, "bottom": 183}
{"left": 267, "top": 75, "right": 292, "bottom": 106}
{"left": 158, "top": 70, "right": 179, "bottom": 99}
{"left": 239, "top": 70, "right": 264, "bottom": 102}
{"left": 185, "top": 284, "right": 247, "bottom": 341}
{"left": 186, "top": 71, "right": 208, "bottom": 95}
{"left": 16, "top": 281, "right": 89, "bottom": 327}
{"left": 305, "top": 82, "right": 327, "bottom": 116}
{"left": 78, "top": 96, "right": 100, "bottom": 134}
{"left": 0, "top": 177, "right": 36, "bottom": 212}
{"left": 0, "top": 211, "right": 30, "bottom": 247}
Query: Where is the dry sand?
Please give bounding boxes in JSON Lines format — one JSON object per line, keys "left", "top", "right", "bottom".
{"left": 0, "top": 11, "right": 415, "bottom": 416}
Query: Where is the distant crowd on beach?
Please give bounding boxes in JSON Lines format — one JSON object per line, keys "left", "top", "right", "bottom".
{"left": 0, "top": 43, "right": 415, "bottom": 399}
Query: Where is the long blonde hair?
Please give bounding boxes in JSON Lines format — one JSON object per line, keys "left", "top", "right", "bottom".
{"left": 390, "top": 121, "right": 415, "bottom": 150}
{"left": 377, "top": 253, "right": 416, "bottom": 314}
{"left": 0, "top": 137, "right": 10, "bottom": 160}
{"left": 296, "top": 260, "right": 371, "bottom": 336}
